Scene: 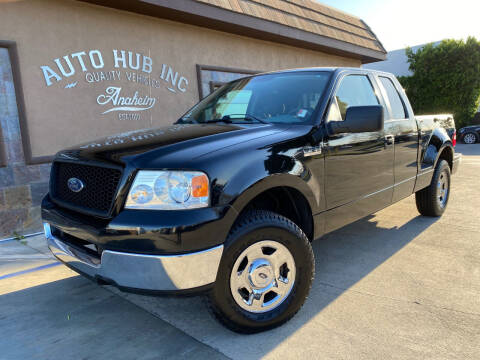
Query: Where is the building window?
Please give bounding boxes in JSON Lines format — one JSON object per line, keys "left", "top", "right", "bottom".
{"left": 209, "top": 81, "right": 226, "bottom": 94}
{"left": 196, "top": 65, "right": 260, "bottom": 100}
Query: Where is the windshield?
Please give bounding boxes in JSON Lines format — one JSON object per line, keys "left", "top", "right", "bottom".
{"left": 179, "top": 71, "right": 331, "bottom": 125}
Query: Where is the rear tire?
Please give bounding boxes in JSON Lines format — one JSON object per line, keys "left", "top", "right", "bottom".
{"left": 415, "top": 160, "right": 451, "bottom": 217}
{"left": 207, "top": 210, "right": 314, "bottom": 334}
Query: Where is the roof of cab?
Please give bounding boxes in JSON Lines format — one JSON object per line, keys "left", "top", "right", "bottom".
{"left": 256, "top": 67, "right": 396, "bottom": 77}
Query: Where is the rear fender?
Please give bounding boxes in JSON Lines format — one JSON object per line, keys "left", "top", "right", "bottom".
{"left": 415, "top": 126, "right": 453, "bottom": 191}
{"left": 419, "top": 126, "right": 450, "bottom": 169}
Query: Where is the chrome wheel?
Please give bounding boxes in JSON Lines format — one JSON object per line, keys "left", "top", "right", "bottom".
{"left": 437, "top": 170, "right": 449, "bottom": 208}
{"left": 463, "top": 133, "right": 477, "bottom": 144}
{"left": 230, "top": 240, "right": 296, "bottom": 313}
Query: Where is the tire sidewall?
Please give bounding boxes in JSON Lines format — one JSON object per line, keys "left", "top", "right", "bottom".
{"left": 211, "top": 214, "right": 313, "bottom": 331}
{"left": 431, "top": 160, "right": 451, "bottom": 215}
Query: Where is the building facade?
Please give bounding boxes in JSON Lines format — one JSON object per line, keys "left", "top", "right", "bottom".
{"left": 0, "top": 0, "right": 385, "bottom": 238}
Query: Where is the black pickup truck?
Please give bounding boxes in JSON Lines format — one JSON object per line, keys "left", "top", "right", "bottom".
{"left": 42, "top": 68, "right": 460, "bottom": 333}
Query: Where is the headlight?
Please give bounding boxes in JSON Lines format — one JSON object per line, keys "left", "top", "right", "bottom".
{"left": 125, "top": 171, "right": 209, "bottom": 210}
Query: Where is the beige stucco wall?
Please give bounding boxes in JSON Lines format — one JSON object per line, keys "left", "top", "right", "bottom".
{"left": 0, "top": 0, "right": 360, "bottom": 158}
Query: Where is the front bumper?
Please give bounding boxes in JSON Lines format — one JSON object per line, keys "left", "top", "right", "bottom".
{"left": 41, "top": 195, "right": 235, "bottom": 255}
{"left": 44, "top": 223, "right": 223, "bottom": 292}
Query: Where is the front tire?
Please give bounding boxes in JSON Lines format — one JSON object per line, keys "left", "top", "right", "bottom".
{"left": 208, "top": 210, "right": 314, "bottom": 333}
{"left": 415, "top": 159, "right": 451, "bottom": 217}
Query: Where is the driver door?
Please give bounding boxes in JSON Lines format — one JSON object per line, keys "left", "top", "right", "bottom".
{"left": 324, "top": 73, "right": 394, "bottom": 233}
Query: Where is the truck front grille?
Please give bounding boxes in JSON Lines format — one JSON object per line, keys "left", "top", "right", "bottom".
{"left": 50, "top": 161, "right": 122, "bottom": 217}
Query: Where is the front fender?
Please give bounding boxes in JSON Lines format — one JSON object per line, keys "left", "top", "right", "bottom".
{"left": 200, "top": 124, "right": 322, "bottom": 236}
{"left": 208, "top": 153, "right": 323, "bottom": 243}
{"left": 227, "top": 172, "right": 319, "bottom": 216}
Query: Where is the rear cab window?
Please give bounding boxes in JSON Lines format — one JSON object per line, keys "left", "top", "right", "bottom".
{"left": 379, "top": 76, "right": 407, "bottom": 120}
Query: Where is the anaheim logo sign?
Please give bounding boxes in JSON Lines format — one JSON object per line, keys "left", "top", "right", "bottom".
{"left": 39, "top": 49, "right": 189, "bottom": 121}
{"left": 96, "top": 87, "right": 156, "bottom": 114}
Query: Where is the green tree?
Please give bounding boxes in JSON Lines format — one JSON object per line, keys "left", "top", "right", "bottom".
{"left": 397, "top": 37, "right": 480, "bottom": 127}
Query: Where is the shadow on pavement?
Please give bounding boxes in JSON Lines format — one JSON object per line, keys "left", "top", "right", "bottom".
{"left": 455, "top": 142, "right": 480, "bottom": 157}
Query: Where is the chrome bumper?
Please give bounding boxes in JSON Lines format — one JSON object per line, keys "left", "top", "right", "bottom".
{"left": 44, "top": 223, "right": 223, "bottom": 291}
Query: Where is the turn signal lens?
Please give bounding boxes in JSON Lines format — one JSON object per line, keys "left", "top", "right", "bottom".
{"left": 192, "top": 175, "right": 209, "bottom": 198}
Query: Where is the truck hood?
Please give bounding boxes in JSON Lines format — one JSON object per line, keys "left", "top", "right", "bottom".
{"left": 56, "top": 123, "right": 287, "bottom": 166}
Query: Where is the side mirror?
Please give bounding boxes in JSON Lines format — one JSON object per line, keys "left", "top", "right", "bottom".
{"left": 327, "top": 105, "right": 384, "bottom": 135}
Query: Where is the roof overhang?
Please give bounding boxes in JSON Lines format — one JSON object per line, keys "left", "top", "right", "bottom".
{"left": 79, "top": 0, "right": 386, "bottom": 64}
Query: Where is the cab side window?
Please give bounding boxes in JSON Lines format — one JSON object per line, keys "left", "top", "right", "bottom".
{"left": 334, "top": 75, "right": 379, "bottom": 120}
{"left": 379, "top": 77, "right": 406, "bottom": 119}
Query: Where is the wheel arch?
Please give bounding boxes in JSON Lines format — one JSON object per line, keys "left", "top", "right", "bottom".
{"left": 228, "top": 174, "right": 318, "bottom": 241}
{"left": 415, "top": 126, "right": 454, "bottom": 192}
{"left": 420, "top": 126, "right": 454, "bottom": 170}
{"left": 435, "top": 143, "right": 454, "bottom": 171}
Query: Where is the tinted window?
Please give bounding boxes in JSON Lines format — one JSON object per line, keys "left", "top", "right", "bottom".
{"left": 181, "top": 72, "right": 331, "bottom": 125}
{"left": 380, "top": 77, "right": 406, "bottom": 119}
{"left": 335, "top": 75, "right": 379, "bottom": 120}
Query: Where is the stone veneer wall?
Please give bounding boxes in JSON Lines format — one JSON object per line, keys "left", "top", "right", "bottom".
{"left": 0, "top": 47, "right": 50, "bottom": 238}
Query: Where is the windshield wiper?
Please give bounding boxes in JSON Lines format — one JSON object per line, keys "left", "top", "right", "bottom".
{"left": 220, "top": 114, "right": 269, "bottom": 124}
{"left": 204, "top": 118, "right": 233, "bottom": 124}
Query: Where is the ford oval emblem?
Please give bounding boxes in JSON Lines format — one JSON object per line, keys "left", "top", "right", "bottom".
{"left": 67, "top": 178, "right": 85, "bottom": 193}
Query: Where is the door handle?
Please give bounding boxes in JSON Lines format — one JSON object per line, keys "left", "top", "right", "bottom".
{"left": 384, "top": 135, "right": 394, "bottom": 146}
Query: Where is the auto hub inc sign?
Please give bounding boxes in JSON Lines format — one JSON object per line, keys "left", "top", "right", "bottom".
{"left": 39, "top": 49, "right": 190, "bottom": 121}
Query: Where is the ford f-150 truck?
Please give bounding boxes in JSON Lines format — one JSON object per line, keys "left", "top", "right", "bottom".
{"left": 42, "top": 68, "right": 461, "bottom": 333}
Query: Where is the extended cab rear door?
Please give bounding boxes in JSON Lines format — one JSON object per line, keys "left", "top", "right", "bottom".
{"left": 375, "top": 74, "right": 419, "bottom": 202}
{"left": 323, "top": 70, "right": 394, "bottom": 233}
